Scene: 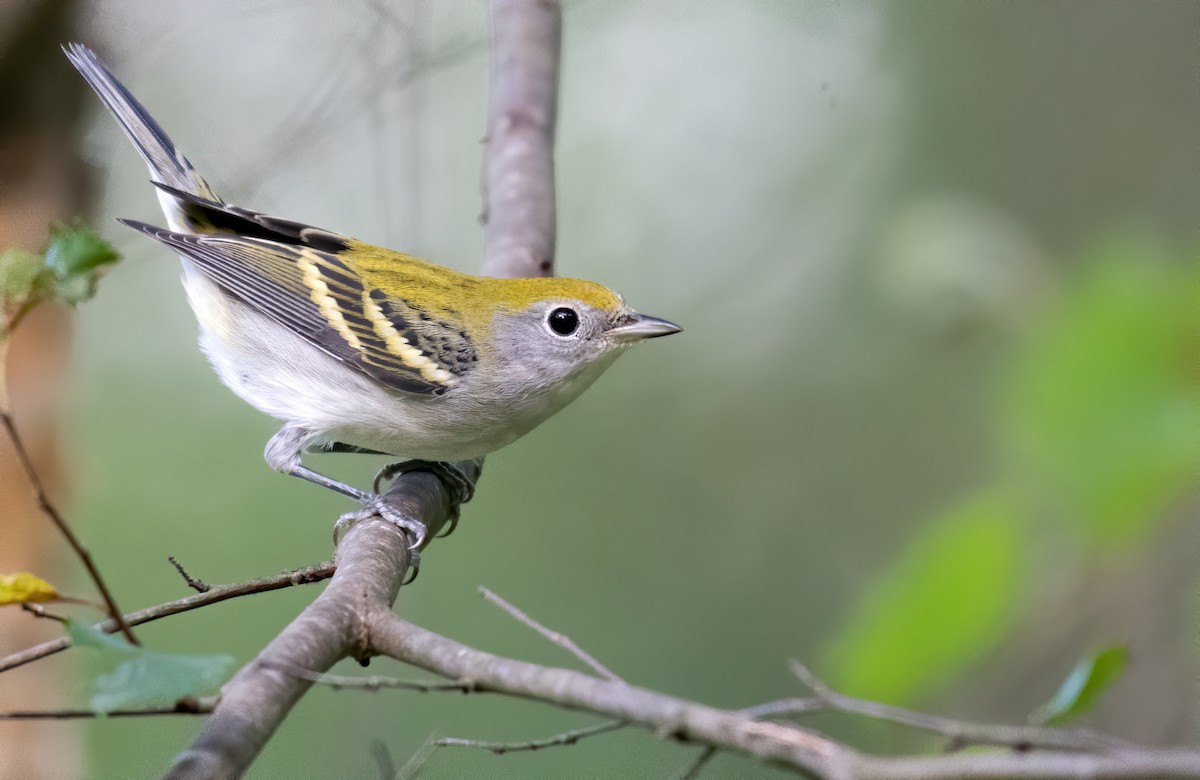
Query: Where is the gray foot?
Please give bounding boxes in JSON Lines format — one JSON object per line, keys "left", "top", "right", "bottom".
{"left": 372, "top": 460, "right": 478, "bottom": 538}
{"left": 334, "top": 494, "right": 429, "bottom": 553}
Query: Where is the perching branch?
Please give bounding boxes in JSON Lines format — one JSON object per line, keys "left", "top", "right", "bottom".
{"left": 163, "top": 464, "right": 476, "bottom": 780}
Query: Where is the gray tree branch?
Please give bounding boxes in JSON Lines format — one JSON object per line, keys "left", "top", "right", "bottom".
{"left": 162, "top": 465, "right": 476, "bottom": 780}
{"left": 365, "top": 616, "right": 1200, "bottom": 779}
{"left": 370, "top": 614, "right": 847, "bottom": 777}
{"left": 481, "top": 0, "right": 561, "bottom": 279}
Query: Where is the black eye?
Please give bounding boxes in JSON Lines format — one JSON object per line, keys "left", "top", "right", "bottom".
{"left": 548, "top": 307, "right": 579, "bottom": 336}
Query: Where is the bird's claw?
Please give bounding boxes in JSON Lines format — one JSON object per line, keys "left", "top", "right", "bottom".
{"left": 334, "top": 495, "right": 428, "bottom": 555}
{"left": 371, "top": 460, "right": 477, "bottom": 539}
{"left": 372, "top": 460, "right": 477, "bottom": 505}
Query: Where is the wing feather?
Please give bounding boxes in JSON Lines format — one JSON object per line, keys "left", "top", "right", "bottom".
{"left": 119, "top": 219, "right": 453, "bottom": 395}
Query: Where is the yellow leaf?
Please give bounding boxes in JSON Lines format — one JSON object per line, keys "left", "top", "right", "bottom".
{"left": 0, "top": 572, "right": 61, "bottom": 605}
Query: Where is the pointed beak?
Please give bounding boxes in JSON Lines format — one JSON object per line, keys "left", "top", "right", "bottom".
{"left": 608, "top": 312, "right": 683, "bottom": 342}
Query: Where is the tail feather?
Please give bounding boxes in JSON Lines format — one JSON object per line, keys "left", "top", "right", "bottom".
{"left": 63, "top": 43, "right": 221, "bottom": 207}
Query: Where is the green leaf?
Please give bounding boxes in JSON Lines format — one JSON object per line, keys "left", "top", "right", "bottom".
{"left": 0, "top": 247, "right": 53, "bottom": 304}
{"left": 823, "top": 489, "right": 1022, "bottom": 704}
{"left": 65, "top": 620, "right": 233, "bottom": 714}
{"left": 1031, "top": 645, "right": 1128, "bottom": 725}
{"left": 43, "top": 223, "right": 120, "bottom": 305}
{"left": 1005, "top": 239, "right": 1200, "bottom": 544}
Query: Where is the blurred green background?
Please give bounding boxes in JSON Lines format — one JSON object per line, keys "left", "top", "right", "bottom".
{"left": 5, "top": 1, "right": 1198, "bottom": 777}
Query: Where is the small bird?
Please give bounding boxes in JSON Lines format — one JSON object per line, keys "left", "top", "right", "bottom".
{"left": 64, "top": 44, "right": 679, "bottom": 548}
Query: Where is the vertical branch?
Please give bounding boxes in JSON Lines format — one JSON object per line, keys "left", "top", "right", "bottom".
{"left": 481, "top": 0, "right": 562, "bottom": 279}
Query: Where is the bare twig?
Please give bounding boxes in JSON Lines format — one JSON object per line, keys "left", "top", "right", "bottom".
{"left": 0, "top": 560, "right": 334, "bottom": 674}
{"left": 268, "top": 663, "right": 475, "bottom": 694}
{"left": 397, "top": 734, "right": 441, "bottom": 780}
{"left": 370, "top": 614, "right": 845, "bottom": 777}
{"left": 1, "top": 299, "right": 40, "bottom": 340}
{"left": 0, "top": 697, "right": 215, "bottom": 720}
{"left": 677, "top": 746, "right": 717, "bottom": 780}
{"left": 436, "top": 720, "right": 625, "bottom": 754}
{"left": 370, "top": 614, "right": 1200, "bottom": 780}
{"left": 479, "top": 586, "right": 622, "bottom": 682}
{"left": 371, "top": 738, "right": 398, "bottom": 780}
{"left": 169, "top": 556, "right": 211, "bottom": 593}
{"left": 736, "top": 698, "right": 825, "bottom": 721}
{"left": 19, "top": 603, "right": 68, "bottom": 623}
{"left": 0, "top": 411, "right": 139, "bottom": 645}
{"left": 786, "top": 661, "right": 1133, "bottom": 754}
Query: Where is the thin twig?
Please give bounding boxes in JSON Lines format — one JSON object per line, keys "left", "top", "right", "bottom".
{"left": 435, "top": 720, "right": 626, "bottom": 754}
{"left": 19, "top": 603, "right": 68, "bottom": 623}
{"left": 2, "top": 298, "right": 41, "bottom": 339}
{"left": 371, "top": 739, "right": 397, "bottom": 780}
{"left": 0, "top": 559, "right": 334, "bottom": 674}
{"left": 169, "top": 556, "right": 211, "bottom": 593}
{"left": 479, "top": 586, "right": 621, "bottom": 682}
{"left": 677, "top": 746, "right": 717, "bottom": 780}
{"left": 0, "top": 411, "right": 139, "bottom": 645}
{"left": 397, "top": 734, "right": 441, "bottom": 780}
{"left": 0, "top": 697, "right": 216, "bottom": 719}
{"left": 266, "top": 663, "right": 476, "bottom": 694}
{"left": 672, "top": 697, "right": 834, "bottom": 779}
{"left": 786, "top": 660, "right": 1134, "bottom": 753}
{"left": 736, "top": 697, "right": 824, "bottom": 720}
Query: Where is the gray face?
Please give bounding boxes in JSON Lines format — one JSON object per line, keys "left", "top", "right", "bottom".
{"left": 487, "top": 299, "right": 629, "bottom": 396}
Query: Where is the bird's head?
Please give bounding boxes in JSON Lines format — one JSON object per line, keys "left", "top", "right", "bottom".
{"left": 472, "top": 276, "right": 681, "bottom": 395}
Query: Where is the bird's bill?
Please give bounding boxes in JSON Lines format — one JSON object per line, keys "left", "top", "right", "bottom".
{"left": 607, "top": 313, "right": 683, "bottom": 342}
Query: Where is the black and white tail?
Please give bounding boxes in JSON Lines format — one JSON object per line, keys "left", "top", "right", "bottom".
{"left": 63, "top": 43, "right": 221, "bottom": 231}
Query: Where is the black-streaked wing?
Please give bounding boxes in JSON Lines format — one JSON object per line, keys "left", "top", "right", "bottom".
{"left": 119, "top": 220, "right": 455, "bottom": 395}
{"left": 152, "top": 182, "right": 351, "bottom": 254}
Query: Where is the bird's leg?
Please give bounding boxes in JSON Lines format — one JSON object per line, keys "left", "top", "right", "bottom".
{"left": 287, "top": 465, "right": 371, "bottom": 502}
{"left": 372, "top": 459, "right": 480, "bottom": 538}
{"left": 265, "top": 427, "right": 430, "bottom": 559}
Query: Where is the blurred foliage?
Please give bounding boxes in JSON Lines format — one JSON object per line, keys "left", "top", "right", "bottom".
{"left": 1031, "top": 645, "right": 1128, "bottom": 726}
{"left": 827, "top": 237, "right": 1198, "bottom": 704}
{"left": 66, "top": 620, "right": 232, "bottom": 715}
{"left": 1005, "top": 239, "right": 1198, "bottom": 545}
{"left": 1, "top": 220, "right": 118, "bottom": 408}
{"left": 0, "top": 222, "right": 119, "bottom": 314}
{"left": 823, "top": 489, "right": 1022, "bottom": 704}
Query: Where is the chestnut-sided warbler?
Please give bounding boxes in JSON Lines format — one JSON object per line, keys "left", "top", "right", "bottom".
{"left": 65, "top": 44, "right": 679, "bottom": 547}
